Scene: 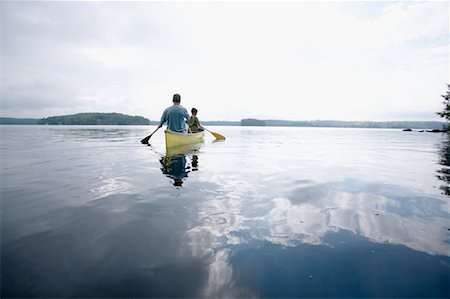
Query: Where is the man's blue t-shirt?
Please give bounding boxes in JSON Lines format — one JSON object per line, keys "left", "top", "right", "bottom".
{"left": 159, "top": 105, "right": 189, "bottom": 132}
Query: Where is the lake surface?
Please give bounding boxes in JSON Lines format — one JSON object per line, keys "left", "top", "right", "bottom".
{"left": 1, "top": 125, "right": 449, "bottom": 298}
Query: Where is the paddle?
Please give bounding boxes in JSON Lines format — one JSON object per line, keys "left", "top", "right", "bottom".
{"left": 203, "top": 127, "right": 225, "bottom": 140}
{"left": 141, "top": 126, "right": 160, "bottom": 144}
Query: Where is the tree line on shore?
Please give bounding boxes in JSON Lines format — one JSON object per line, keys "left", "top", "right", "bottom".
{"left": 240, "top": 118, "right": 445, "bottom": 129}
{"left": 0, "top": 113, "right": 150, "bottom": 125}
{"left": 0, "top": 113, "right": 447, "bottom": 129}
{"left": 37, "top": 113, "right": 150, "bottom": 125}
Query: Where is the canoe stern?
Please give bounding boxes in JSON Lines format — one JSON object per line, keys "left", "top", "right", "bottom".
{"left": 165, "top": 130, "right": 205, "bottom": 148}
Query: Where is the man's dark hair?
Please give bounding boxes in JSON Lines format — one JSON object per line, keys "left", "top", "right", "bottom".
{"left": 173, "top": 94, "right": 181, "bottom": 103}
{"left": 191, "top": 108, "right": 198, "bottom": 114}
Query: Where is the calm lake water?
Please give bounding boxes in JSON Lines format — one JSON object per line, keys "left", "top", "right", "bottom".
{"left": 1, "top": 125, "right": 449, "bottom": 298}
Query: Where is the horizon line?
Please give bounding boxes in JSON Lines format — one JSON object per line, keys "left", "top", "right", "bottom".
{"left": 0, "top": 116, "right": 445, "bottom": 123}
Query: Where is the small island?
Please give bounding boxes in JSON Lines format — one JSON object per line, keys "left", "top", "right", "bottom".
{"left": 38, "top": 113, "right": 150, "bottom": 125}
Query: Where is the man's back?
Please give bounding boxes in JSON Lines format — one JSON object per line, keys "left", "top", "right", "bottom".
{"left": 160, "top": 105, "right": 189, "bottom": 132}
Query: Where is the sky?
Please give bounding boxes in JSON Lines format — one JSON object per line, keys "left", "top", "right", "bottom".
{"left": 1, "top": 1, "right": 449, "bottom": 121}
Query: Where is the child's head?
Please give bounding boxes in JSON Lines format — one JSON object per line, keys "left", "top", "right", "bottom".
{"left": 191, "top": 108, "right": 198, "bottom": 115}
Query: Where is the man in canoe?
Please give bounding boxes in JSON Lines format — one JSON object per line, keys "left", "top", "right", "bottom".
{"left": 187, "top": 108, "right": 204, "bottom": 133}
{"left": 157, "top": 94, "right": 189, "bottom": 132}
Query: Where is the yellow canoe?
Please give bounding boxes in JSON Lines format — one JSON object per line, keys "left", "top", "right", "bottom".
{"left": 165, "top": 130, "right": 205, "bottom": 149}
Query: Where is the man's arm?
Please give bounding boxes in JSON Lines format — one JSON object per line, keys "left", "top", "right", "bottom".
{"left": 182, "top": 108, "right": 190, "bottom": 131}
{"left": 158, "top": 109, "right": 168, "bottom": 128}
{"left": 182, "top": 108, "right": 189, "bottom": 120}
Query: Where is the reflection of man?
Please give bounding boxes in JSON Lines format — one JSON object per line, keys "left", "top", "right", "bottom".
{"left": 160, "top": 154, "right": 189, "bottom": 186}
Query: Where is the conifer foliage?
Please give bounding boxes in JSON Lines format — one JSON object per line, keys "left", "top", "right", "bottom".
{"left": 437, "top": 84, "right": 450, "bottom": 130}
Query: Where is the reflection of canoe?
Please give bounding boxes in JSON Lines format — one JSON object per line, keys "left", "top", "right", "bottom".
{"left": 165, "top": 130, "right": 205, "bottom": 148}
{"left": 166, "top": 142, "right": 202, "bottom": 157}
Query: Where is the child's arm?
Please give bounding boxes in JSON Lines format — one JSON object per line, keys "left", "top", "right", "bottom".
{"left": 196, "top": 117, "right": 203, "bottom": 129}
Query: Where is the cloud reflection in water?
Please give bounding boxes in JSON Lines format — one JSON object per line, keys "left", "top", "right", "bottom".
{"left": 184, "top": 176, "right": 449, "bottom": 297}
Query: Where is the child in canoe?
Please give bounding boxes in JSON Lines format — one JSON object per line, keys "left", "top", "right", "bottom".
{"left": 187, "top": 108, "right": 204, "bottom": 133}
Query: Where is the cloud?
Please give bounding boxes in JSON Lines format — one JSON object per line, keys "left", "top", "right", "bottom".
{"left": 1, "top": 1, "right": 448, "bottom": 120}
{"left": 1, "top": 80, "right": 79, "bottom": 110}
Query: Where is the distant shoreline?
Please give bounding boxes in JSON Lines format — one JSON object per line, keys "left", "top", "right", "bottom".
{"left": 1, "top": 116, "right": 446, "bottom": 130}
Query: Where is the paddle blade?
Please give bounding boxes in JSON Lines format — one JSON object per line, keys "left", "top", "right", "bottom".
{"left": 141, "top": 126, "right": 160, "bottom": 144}
{"left": 210, "top": 131, "right": 225, "bottom": 140}
{"left": 141, "top": 135, "right": 151, "bottom": 144}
